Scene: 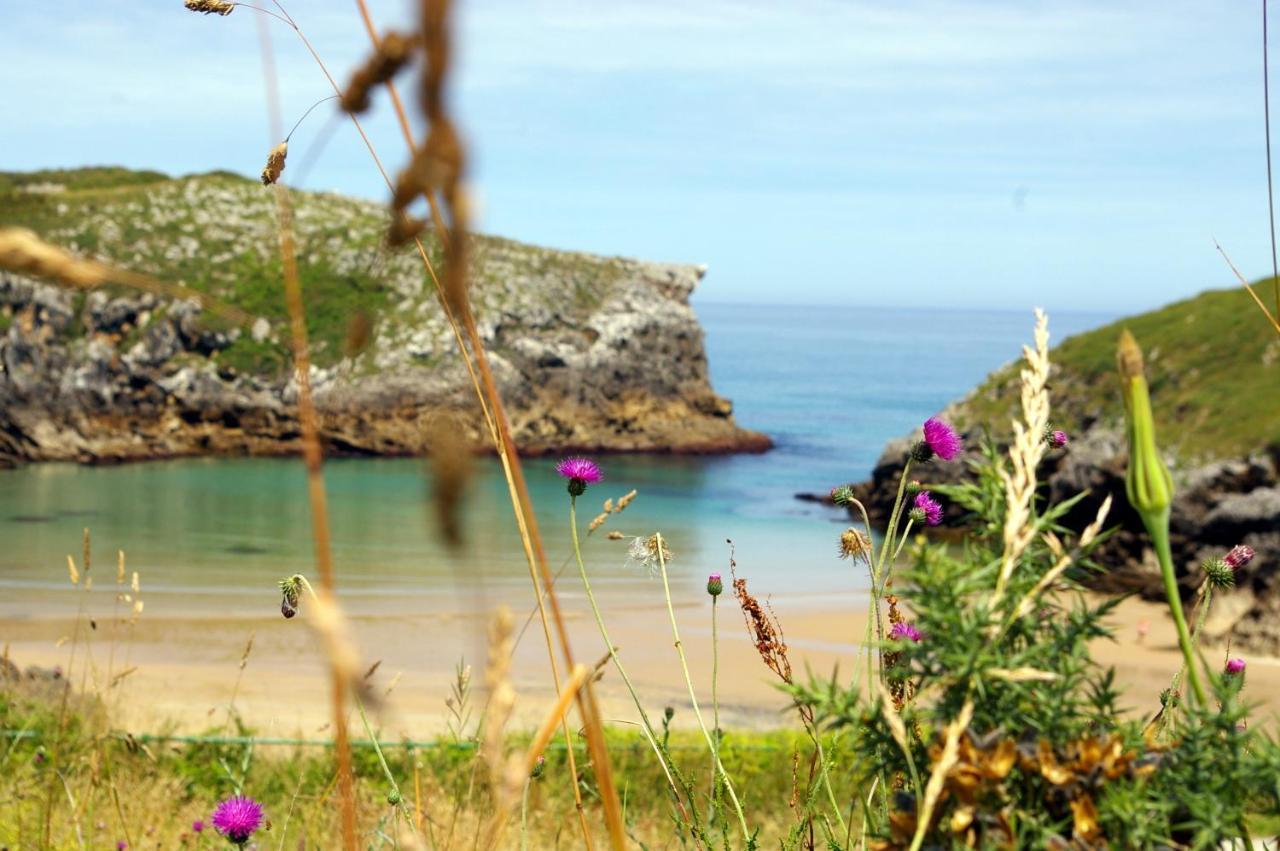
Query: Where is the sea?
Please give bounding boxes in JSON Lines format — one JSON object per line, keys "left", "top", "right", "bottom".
{"left": 0, "top": 303, "right": 1112, "bottom": 619}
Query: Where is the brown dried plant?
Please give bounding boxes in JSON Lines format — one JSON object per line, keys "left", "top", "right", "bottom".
{"left": 260, "top": 141, "right": 288, "bottom": 185}
{"left": 425, "top": 414, "right": 473, "bottom": 549}
{"left": 340, "top": 31, "right": 421, "bottom": 114}
{"left": 0, "top": 226, "right": 253, "bottom": 325}
{"left": 184, "top": 0, "right": 234, "bottom": 15}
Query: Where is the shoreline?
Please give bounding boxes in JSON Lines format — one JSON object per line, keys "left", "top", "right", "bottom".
{"left": 4, "top": 590, "right": 1275, "bottom": 738}
{"left": 0, "top": 425, "right": 774, "bottom": 470}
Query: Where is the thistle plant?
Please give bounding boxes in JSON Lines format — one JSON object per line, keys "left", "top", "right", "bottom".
{"left": 557, "top": 459, "right": 703, "bottom": 839}
{"left": 786, "top": 312, "right": 1280, "bottom": 849}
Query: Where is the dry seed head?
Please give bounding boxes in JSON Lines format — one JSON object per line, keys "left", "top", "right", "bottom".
{"left": 116, "top": 550, "right": 125, "bottom": 585}
{"left": 838, "top": 528, "right": 871, "bottom": 561}
{"left": 131, "top": 571, "right": 140, "bottom": 594}
{"left": 606, "top": 530, "right": 624, "bottom": 540}
{"left": 615, "top": 490, "right": 637, "bottom": 512}
{"left": 0, "top": 227, "right": 107, "bottom": 287}
{"left": 66, "top": 556, "right": 79, "bottom": 586}
{"left": 261, "top": 142, "right": 288, "bottom": 185}
{"left": 587, "top": 512, "right": 609, "bottom": 534}
{"left": 184, "top": 0, "right": 234, "bottom": 15}
{"left": 602, "top": 498, "right": 614, "bottom": 513}
{"left": 340, "top": 31, "right": 421, "bottom": 114}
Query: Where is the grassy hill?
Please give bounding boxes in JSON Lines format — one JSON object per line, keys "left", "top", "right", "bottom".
{"left": 954, "top": 289, "right": 1280, "bottom": 463}
{"left": 0, "top": 166, "right": 630, "bottom": 377}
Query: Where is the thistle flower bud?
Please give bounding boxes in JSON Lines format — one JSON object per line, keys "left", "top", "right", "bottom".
{"left": 829, "top": 485, "right": 855, "bottom": 506}
{"left": 1224, "top": 658, "right": 1246, "bottom": 694}
{"left": 905, "top": 479, "right": 922, "bottom": 496}
{"left": 663, "top": 706, "right": 674, "bottom": 722}
{"left": 908, "top": 506, "right": 926, "bottom": 524}
{"left": 1043, "top": 426, "right": 1068, "bottom": 448}
{"left": 387, "top": 790, "right": 402, "bottom": 805}
{"left": 1117, "top": 330, "right": 1173, "bottom": 520}
{"left": 706, "top": 573, "right": 723, "bottom": 597}
{"left": 279, "top": 575, "right": 302, "bottom": 619}
{"left": 1202, "top": 557, "right": 1235, "bottom": 590}
{"left": 530, "top": 754, "right": 546, "bottom": 779}
{"left": 1223, "top": 544, "right": 1255, "bottom": 571}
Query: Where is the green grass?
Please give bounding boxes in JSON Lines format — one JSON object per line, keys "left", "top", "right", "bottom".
{"left": 0, "top": 166, "right": 169, "bottom": 194}
{"left": 956, "top": 287, "right": 1280, "bottom": 462}
{"left": 0, "top": 678, "right": 852, "bottom": 848}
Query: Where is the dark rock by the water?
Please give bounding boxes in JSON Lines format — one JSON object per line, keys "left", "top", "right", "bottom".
{"left": 845, "top": 424, "right": 1280, "bottom": 655}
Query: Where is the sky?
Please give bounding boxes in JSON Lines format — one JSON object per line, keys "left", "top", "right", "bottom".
{"left": 1, "top": 0, "right": 1277, "bottom": 313}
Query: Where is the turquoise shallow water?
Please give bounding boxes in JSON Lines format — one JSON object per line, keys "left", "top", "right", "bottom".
{"left": 0, "top": 303, "right": 1111, "bottom": 615}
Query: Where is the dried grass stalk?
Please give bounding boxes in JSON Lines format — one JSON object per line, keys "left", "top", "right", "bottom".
{"left": 340, "top": 31, "right": 421, "bottom": 114}
{"left": 911, "top": 698, "right": 975, "bottom": 850}
{"left": 425, "top": 415, "right": 472, "bottom": 548}
{"left": 992, "top": 308, "right": 1052, "bottom": 602}
{"left": 0, "top": 227, "right": 252, "bottom": 325}
{"left": 479, "top": 607, "right": 517, "bottom": 806}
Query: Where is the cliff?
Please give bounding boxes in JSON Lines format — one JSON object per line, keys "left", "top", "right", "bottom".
{"left": 0, "top": 167, "right": 770, "bottom": 464}
{"left": 846, "top": 291, "right": 1280, "bottom": 653}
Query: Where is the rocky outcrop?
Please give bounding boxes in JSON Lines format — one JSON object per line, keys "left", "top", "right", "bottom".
{"left": 846, "top": 424, "right": 1280, "bottom": 654}
{"left": 0, "top": 172, "right": 769, "bottom": 465}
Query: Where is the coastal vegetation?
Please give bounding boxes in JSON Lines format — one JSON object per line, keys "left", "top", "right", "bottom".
{"left": 2, "top": 0, "right": 1279, "bottom": 848}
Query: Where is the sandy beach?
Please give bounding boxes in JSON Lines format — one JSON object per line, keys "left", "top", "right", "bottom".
{"left": 4, "top": 584, "right": 1276, "bottom": 740}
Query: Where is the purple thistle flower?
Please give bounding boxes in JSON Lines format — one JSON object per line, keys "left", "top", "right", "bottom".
{"left": 706, "top": 572, "right": 723, "bottom": 597}
{"left": 556, "top": 457, "right": 602, "bottom": 496}
{"left": 913, "top": 491, "right": 943, "bottom": 526}
{"left": 116, "top": 842, "right": 127, "bottom": 851}
{"left": 192, "top": 819, "right": 205, "bottom": 833}
{"left": 1223, "top": 545, "right": 1255, "bottom": 571}
{"left": 1225, "top": 657, "right": 1246, "bottom": 675}
{"left": 212, "top": 796, "right": 264, "bottom": 846}
{"left": 921, "top": 418, "right": 963, "bottom": 461}
{"left": 889, "top": 622, "right": 922, "bottom": 643}
{"left": 1049, "top": 430, "right": 1068, "bottom": 448}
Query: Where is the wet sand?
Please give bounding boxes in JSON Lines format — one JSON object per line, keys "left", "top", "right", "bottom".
{"left": 3, "top": 584, "right": 1276, "bottom": 739}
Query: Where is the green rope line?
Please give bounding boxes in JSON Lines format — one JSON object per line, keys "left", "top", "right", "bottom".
{"left": 0, "top": 729, "right": 799, "bottom": 752}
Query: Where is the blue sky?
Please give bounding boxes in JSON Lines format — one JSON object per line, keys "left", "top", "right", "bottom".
{"left": 1, "top": 1, "right": 1276, "bottom": 313}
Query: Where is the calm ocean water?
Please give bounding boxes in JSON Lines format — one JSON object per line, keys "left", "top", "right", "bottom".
{"left": 0, "top": 303, "right": 1111, "bottom": 616}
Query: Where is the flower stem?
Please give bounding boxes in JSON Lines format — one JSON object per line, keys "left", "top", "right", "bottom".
{"left": 654, "top": 533, "right": 751, "bottom": 844}
{"left": 520, "top": 777, "right": 531, "bottom": 851}
{"left": 710, "top": 594, "right": 721, "bottom": 824}
{"left": 567, "top": 498, "right": 689, "bottom": 823}
{"left": 1152, "top": 524, "right": 1207, "bottom": 705}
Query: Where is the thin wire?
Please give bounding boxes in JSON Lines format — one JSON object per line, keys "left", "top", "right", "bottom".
{"left": 285, "top": 94, "right": 339, "bottom": 142}
{"left": 1265, "top": 0, "right": 1280, "bottom": 314}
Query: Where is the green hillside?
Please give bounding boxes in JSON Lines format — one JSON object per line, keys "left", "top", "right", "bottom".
{"left": 955, "top": 288, "right": 1280, "bottom": 462}
{"left": 0, "top": 166, "right": 631, "bottom": 376}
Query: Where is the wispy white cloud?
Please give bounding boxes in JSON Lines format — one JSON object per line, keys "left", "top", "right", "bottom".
{"left": 0, "top": 0, "right": 1273, "bottom": 311}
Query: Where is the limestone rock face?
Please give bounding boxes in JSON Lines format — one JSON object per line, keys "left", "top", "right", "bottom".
{"left": 0, "top": 260, "right": 769, "bottom": 464}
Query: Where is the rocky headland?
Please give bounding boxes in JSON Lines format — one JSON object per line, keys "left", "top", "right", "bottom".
{"left": 0, "top": 168, "right": 770, "bottom": 465}
{"left": 842, "top": 290, "right": 1280, "bottom": 653}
